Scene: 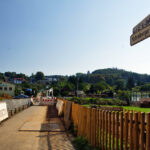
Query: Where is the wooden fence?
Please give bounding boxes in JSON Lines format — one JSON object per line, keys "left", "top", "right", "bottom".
{"left": 61, "top": 99, "right": 150, "bottom": 150}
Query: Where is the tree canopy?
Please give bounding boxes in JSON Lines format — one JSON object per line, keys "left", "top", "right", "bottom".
{"left": 35, "top": 72, "right": 44, "bottom": 81}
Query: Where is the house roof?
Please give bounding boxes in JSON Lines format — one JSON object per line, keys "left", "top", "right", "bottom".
{"left": 14, "top": 78, "right": 25, "bottom": 81}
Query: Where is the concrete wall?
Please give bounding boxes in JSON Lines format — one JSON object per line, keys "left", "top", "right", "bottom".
{"left": 2, "top": 98, "right": 32, "bottom": 117}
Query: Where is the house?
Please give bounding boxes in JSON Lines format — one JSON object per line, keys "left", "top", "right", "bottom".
{"left": 76, "top": 90, "right": 86, "bottom": 97}
{"left": 0, "top": 81, "right": 15, "bottom": 96}
{"left": 140, "top": 98, "right": 150, "bottom": 108}
{"left": 45, "top": 76, "right": 57, "bottom": 82}
{"left": 14, "top": 78, "right": 25, "bottom": 84}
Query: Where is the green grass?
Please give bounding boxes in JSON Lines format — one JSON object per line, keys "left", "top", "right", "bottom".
{"left": 83, "top": 104, "right": 150, "bottom": 113}
{"left": 123, "top": 106, "right": 150, "bottom": 113}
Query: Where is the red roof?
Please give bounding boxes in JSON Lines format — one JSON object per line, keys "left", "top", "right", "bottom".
{"left": 14, "top": 78, "right": 25, "bottom": 81}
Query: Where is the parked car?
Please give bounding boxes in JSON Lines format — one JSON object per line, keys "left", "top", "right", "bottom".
{"left": 14, "top": 94, "right": 29, "bottom": 99}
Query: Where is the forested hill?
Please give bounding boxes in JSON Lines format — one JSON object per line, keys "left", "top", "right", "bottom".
{"left": 78, "top": 68, "right": 150, "bottom": 86}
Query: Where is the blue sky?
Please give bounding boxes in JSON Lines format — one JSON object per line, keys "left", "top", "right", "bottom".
{"left": 1, "top": 0, "right": 150, "bottom": 76}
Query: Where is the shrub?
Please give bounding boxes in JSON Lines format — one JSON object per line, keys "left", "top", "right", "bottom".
{"left": 73, "top": 136, "right": 91, "bottom": 150}
{"left": 66, "top": 97, "right": 127, "bottom": 106}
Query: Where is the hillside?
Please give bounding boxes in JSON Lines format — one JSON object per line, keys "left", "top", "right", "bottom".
{"left": 77, "top": 68, "right": 150, "bottom": 86}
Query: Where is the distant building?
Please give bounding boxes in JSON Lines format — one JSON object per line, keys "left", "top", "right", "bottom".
{"left": 14, "top": 78, "right": 25, "bottom": 84}
{"left": 76, "top": 90, "right": 85, "bottom": 97}
{"left": 68, "top": 91, "right": 76, "bottom": 97}
{"left": 45, "top": 76, "right": 57, "bottom": 82}
{"left": 0, "top": 81, "right": 15, "bottom": 96}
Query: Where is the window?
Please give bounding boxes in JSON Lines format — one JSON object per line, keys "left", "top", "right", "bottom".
{"left": 9, "top": 87, "right": 12, "bottom": 91}
{"left": 4, "top": 87, "right": 7, "bottom": 91}
{"left": 0, "top": 87, "right": 2, "bottom": 91}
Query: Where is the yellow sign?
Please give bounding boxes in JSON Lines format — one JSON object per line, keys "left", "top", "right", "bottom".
{"left": 130, "top": 24, "right": 150, "bottom": 46}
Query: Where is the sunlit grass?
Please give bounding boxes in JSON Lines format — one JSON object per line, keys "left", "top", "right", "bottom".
{"left": 83, "top": 104, "right": 150, "bottom": 113}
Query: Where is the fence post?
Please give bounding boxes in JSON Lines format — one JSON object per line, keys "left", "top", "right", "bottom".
{"left": 83, "top": 107, "right": 87, "bottom": 137}
{"left": 102, "top": 110, "right": 105, "bottom": 150}
{"left": 129, "top": 112, "right": 133, "bottom": 150}
{"left": 87, "top": 107, "right": 91, "bottom": 144}
{"left": 115, "top": 112, "right": 119, "bottom": 150}
{"left": 140, "top": 112, "right": 145, "bottom": 150}
{"left": 96, "top": 109, "right": 99, "bottom": 147}
{"left": 120, "top": 112, "right": 123, "bottom": 150}
{"left": 146, "top": 113, "right": 150, "bottom": 150}
{"left": 108, "top": 111, "right": 111, "bottom": 150}
{"left": 134, "top": 112, "right": 139, "bottom": 150}
{"left": 99, "top": 110, "right": 102, "bottom": 149}
{"left": 124, "top": 112, "right": 129, "bottom": 150}
{"left": 105, "top": 111, "right": 108, "bottom": 150}
{"left": 77, "top": 105, "right": 82, "bottom": 136}
{"left": 112, "top": 111, "right": 115, "bottom": 150}
{"left": 91, "top": 108, "right": 96, "bottom": 147}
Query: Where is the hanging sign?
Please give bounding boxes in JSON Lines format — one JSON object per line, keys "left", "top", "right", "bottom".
{"left": 130, "top": 14, "right": 150, "bottom": 46}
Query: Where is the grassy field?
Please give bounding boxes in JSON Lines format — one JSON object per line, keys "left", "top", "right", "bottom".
{"left": 123, "top": 106, "right": 150, "bottom": 113}
{"left": 83, "top": 104, "right": 150, "bottom": 113}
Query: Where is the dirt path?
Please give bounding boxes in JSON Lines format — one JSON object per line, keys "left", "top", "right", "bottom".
{"left": 0, "top": 106, "right": 75, "bottom": 150}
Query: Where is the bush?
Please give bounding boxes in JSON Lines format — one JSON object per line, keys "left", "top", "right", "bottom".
{"left": 73, "top": 136, "right": 91, "bottom": 150}
{"left": 117, "top": 90, "right": 131, "bottom": 105}
{"left": 66, "top": 97, "right": 126, "bottom": 106}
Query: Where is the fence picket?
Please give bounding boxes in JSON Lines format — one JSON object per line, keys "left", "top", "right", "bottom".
{"left": 120, "top": 112, "right": 123, "bottom": 150}
{"left": 140, "top": 112, "right": 145, "bottom": 150}
{"left": 146, "top": 113, "right": 150, "bottom": 150}
{"left": 112, "top": 112, "right": 115, "bottom": 150}
{"left": 115, "top": 112, "right": 119, "bottom": 150}
{"left": 91, "top": 108, "right": 96, "bottom": 147}
{"left": 96, "top": 109, "right": 99, "bottom": 147}
{"left": 129, "top": 112, "right": 133, "bottom": 150}
{"left": 134, "top": 112, "right": 139, "bottom": 150}
{"left": 105, "top": 111, "right": 108, "bottom": 150}
{"left": 124, "top": 112, "right": 129, "bottom": 150}
{"left": 87, "top": 108, "right": 91, "bottom": 143}
{"left": 108, "top": 111, "right": 111, "bottom": 150}
{"left": 102, "top": 110, "right": 105, "bottom": 150}
{"left": 99, "top": 110, "right": 102, "bottom": 149}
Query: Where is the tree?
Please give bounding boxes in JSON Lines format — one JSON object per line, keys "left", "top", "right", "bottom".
{"left": 0, "top": 73, "right": 3, "bottom": 80}
{"left": 117, "top": 90, "right": 131, "bottom": 106}
{"left": 140, "top": 83, "right": 150, "bottom": 91}
{"left": 126, "top": 77, "right": 135, "bottom": 90}
{"left": 87, "top": 71, "right": 90, "bottom": 74}
{"left": 115, "top": 79, "right": 125, "bottom": 90}
{"left": 35, "top": 72, "right": 44, "bottom": 81}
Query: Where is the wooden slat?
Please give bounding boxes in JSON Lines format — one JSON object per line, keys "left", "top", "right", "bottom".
{"left": 93, "top": 108, "right": 96, "bottom": 147}
{"left": 120, "top": 112, "right": 123, "bottom": 150}
{"left": 129, "top": 112, "right": 133, "bottom": 150}
{"left": 108, "top": 111, "right": 111, "bottom": 150}
{"left": 124, "top": 112, "right": 129, "bottom": 150}
{"left": 96, "top": 109, "right": 99, "bottom": 147}
{"left": 115, "top": 112, "right": 119, "bottom": 150}
{"left": 91, "top": 108, "right": 96, "bottom": 147}
{"left": 99, "top": 110, "right": 102, "bottom": 149}
{"left": 134, "top": 112, "right": 139, "bottom": 150}
{"left": 77, "top": 105, "right": 82, "bottom": 136}
{"left": 102, "top": 110, "right": 105, "bottom": 150}
{"left": 105, "top": 111, "right": 108, "bottom": 150}
{"left": 112, "top": 112, "right": 115, "bottom": 150}
{"left": 83, "top": 107, "right": 87, "bottom": 137}
{"left": 87, "top": 107, "right": 91, "bottom": 143}
{"left": 146, "top": 113, "right": 150, "bottom": 150}
{"left": 140, "top": 112, "right": 145, "bottom": 150}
